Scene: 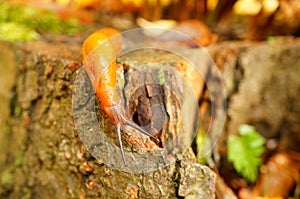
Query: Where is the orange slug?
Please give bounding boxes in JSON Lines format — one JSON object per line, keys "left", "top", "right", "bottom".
{"left": 82, "top": 27, "right": 158, "bottom": 166}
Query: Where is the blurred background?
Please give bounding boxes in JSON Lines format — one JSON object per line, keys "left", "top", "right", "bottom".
{"left": 0, "top": 1, "right": 300, "bottom": 199}
{"left": 1, "top": 0, "right": 300, "bottom": 43}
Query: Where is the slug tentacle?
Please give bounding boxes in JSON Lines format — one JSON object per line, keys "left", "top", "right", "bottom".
{"left": 82, "top": 27, "right": 158, "bottom": 167}
{"left": 125, "top": 119, "right": 159, "bottom": 142}
{"left": 104, "top": 105, "right": 159, "bottom": 165}
{"left": 104, "top": 105, "right": 158, "bottom": 141}
{"left": 116, "top": 123, "right": 127, "bottom": 166}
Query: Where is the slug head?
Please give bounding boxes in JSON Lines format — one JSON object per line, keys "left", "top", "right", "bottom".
{"left": 82, "top": 27, "right": 123, "bottom": 61}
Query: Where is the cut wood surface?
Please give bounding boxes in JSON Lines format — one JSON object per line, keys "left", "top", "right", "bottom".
{"left": 0, "top": 37, "right": 299, "bottom": 198}
{"left": 0, "top": 40, "right": 215, "bottom": 198}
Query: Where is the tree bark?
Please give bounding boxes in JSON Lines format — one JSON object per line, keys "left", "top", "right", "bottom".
{"left": 0, "top": 40, "right": 215, "bottom": 198}
{"left": 1, "top": 37, "right": 299, "bottom": 199}
{"left": 208, "top": 39, "right": 300, "bottom": 153}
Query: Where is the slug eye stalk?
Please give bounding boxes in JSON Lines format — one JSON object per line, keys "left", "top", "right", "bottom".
{"left": 82, "top": 27, "right": 159, "bottom": 166}
{"left": 105, "top": 105, "right": 159, "bottom": 166}
{"left": 115, "top": 111, "right": 159, "bottom": 167}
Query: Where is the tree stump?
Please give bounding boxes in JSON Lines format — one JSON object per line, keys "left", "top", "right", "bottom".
{"left": 0, "top": 40, "right": 216, "bottom": 198}
{"left": 2, "top": 36, "right": 299, "bottom": 199}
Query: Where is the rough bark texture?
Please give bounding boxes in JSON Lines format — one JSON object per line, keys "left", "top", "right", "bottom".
{"left": 208, "top": 38, "right": 300, "bottom": 153}
{"left": 0, "top": 40, "right": 215, "bottom": 198}
{"left": 1, "top": 37, "right": 299, "bottom": 199}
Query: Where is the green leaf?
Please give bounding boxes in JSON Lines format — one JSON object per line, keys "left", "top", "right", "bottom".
{"left": 0, "top": 22, "right": 40, "bottom": 42}
{"left": 1, "top": 170, "right": 14, "bottom": 185}
{"left": 238, "top": 124, "right": 255, "bottom": 135}
{"left": 228, "top": 124, "right": 266, "bottom": 183}
{"left": 0, "top": 2, "right": 81, "bottom": 40}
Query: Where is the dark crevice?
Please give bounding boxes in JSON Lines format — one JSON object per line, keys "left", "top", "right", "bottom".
{"left": 174, "top": 160, "right": 184, "bottom": 199}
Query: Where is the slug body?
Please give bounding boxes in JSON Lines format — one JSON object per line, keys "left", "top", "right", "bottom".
{"left": 82, "top": 28, "right": 158, "bottom": 166}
